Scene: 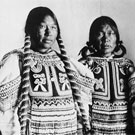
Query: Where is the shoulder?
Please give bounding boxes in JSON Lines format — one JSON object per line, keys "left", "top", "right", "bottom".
{"left": 70, "top": 57, "right": 94, "bottom": 79}
{"left": 117, "top": 57, "right": 134, "bottom": 65}
{"left": 119, "top": 57, "right": 134, "bottom": 70}
{"left": 119, "top": 57, "right": 135, "bottom": 75}
{"left": 0, "top": 48, "right": 24, "bottom": 67}
{"left": 0, "top": 48, "right": 23, "bottom": 85}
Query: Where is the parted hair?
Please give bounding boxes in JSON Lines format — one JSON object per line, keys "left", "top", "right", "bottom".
{"left": 79, "top": 16, "right": 127, "bottom": 59}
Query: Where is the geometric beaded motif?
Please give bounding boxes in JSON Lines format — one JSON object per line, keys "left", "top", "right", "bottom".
{"left": 86, "top": 57, "right": 134, "bottom": 135}
{"left": 0, "top": 76, "right": 21, "bottom": 112}
{"left": 28, "top": 50, "right": 77, "bottom": 135}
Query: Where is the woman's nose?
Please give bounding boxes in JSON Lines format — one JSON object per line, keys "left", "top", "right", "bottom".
{"left": 45, "top": 26, "right": 51, "bottom": 35}
{"left": 102, "top": 33, "right": 109, "bottom": 42}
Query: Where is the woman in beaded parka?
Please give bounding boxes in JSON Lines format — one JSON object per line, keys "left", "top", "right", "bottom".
{"left": 79, "top": 16, "right": 135, "bottom": 134}
{"left": 0, "top": 7, "right": 95, "bottom": 135}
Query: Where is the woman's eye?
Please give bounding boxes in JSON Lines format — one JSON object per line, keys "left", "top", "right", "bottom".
{"left": 108, "top": 31, "right": 115, "bottom": 35}
{"left": 51, "top": 26, "right": 57, "bottom": 30}
{"left": 39, "top": 25, "right": 46, "bottom": 29}
{"left": 108, "top": 32, "right": 112, "bottom": 35}
{"left": 97, "top": 32, "right": 103, "bottom": 38}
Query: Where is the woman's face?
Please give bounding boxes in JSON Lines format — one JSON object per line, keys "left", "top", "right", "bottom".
{"left": 95, "top": 24, "right": 117, "bottom": 57}
{"left": 34, "top": 15, "right": 58, "bottom": 53}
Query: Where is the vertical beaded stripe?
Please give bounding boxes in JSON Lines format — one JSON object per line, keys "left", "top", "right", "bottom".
{"left": 19, "top": 35, "right": 31, "bottom": 135}
{"left": 57, "top": 35, "right": 90, "bottom": 132}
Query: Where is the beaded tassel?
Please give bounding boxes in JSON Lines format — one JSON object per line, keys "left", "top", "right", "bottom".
{"left": 57, "top": 36, "right": 90, "bottom": 132}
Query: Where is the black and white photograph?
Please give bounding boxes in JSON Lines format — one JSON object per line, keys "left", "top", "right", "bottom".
{"left": 0, "top": 0, "right": 135, "bottom": 135}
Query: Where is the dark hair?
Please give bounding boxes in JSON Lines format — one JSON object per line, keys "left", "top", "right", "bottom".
{"left": 79, "top": 16, "right": 126, "bottom": 58}
{"left": 25, "top": 6, "right": 60, "bottom": 39}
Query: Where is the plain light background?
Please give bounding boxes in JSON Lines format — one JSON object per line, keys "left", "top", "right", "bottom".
{"left": 0, "top": 0, "right": 135, "bottom": 63}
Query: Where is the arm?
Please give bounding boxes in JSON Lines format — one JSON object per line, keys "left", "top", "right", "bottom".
{"left": 0, "top": 53, "right": 21, "bottom": 85}
{"left": 129, "top": 71, "right": 135, "bottom": 133}
{"left": 70, "top": 58, "right": 95, "bottom": 134}
{"left": 0, "top": 52, "right": 21, "bottom": 135}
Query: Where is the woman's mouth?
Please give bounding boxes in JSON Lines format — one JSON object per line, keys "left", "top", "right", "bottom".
{"left": 102, "top": 43, "right": 111, "bottom": 48}
{"left": 43, "top": 39, "right": 52, "bottom": 43}
{"left": 104, "top": 45, "right": 110, "bottom": 48}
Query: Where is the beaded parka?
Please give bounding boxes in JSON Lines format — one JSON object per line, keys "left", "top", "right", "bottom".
{"left": 0, "top": 49, "right": 95, "bottom": 135}
{"left": 80, "top": 56, "right": 134, "bottom": 135}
